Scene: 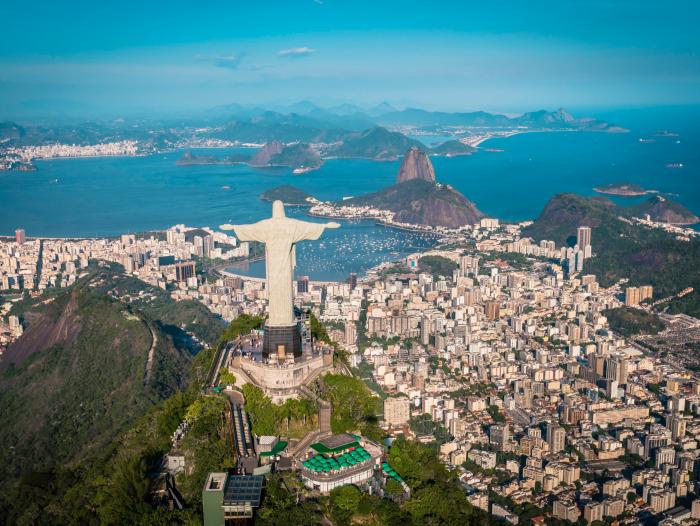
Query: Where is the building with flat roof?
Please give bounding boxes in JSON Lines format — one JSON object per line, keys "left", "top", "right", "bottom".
{"left": 203, "top": 472, "right": 264, "bottom": 526}
{"left": 384, "top": 396, "right": 410, "bottom": 427}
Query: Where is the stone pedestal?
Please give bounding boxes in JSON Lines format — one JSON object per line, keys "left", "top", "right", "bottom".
{"left": 263, "top": 323, "right": 302, "bottom": 360}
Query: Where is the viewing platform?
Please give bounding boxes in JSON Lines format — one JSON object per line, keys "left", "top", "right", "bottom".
{"left": 226, "top": 332, "right": 334, "bottom": 403}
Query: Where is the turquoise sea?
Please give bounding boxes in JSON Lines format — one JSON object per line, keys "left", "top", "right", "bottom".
{"left": 1, "top": 107, "right": 698, "bottom": 280}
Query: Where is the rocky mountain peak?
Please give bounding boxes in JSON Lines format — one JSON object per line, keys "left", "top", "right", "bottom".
{"left": 396, "top": 147, "right": 435, "bottom": 184}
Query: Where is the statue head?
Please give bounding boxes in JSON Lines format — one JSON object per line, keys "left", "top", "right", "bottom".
{"left": 272, "top": 200, "right": 286, "bottom": 218}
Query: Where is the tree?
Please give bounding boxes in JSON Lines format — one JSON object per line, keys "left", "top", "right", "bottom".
{"left": 405, "top": 481, "right": 475, "bottom": 525}
{"left": 322, "top": 374, "right": 381, "bottom": 434}
{"left": 218, "top": 368, "right": 236, "bottom": 387}
{"left": 331, "top": 484, "right": 362, "bottom": 512}
{"left": 388, "top": 436, "right": 449, "bottom": 490}
{"left": 385, "top": 478, "right": 405, "bottom": 498}
{"left": 217, "top": 314, "right": 264, "bottom": 346}
{"left": 98, "top": 452, "right": 151, "bottom": 525}
{"left": 257, "top": 474, "right": 322, "bottom": 526}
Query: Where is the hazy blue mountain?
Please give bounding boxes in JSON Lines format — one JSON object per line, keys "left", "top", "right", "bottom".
{"left": 324, "top": 126, "right": 423, "bottom": 160}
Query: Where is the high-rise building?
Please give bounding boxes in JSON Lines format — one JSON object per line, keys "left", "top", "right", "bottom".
{"left": 643, "top": 433, "right": 668, "bottom": 459}
{"left": 175, "top": 261, "right": 196, "bottom": 282}
{"left": 490, "top": 424, "right": 511, "bottom": 451}
{"left": 692, "top": 499, "right": 700, "bottom": 520}
{"left": 193, "top": 235, "right": 204, "bottom": 257}
{"left": 667, "top": 415, "right": 687, "bottom": 441}
{"left": 639, "top": 285, "right": 653, "bottom": 302}
{"left": 297, "top": 275, "right": 309, "bottom": 294}
{"left": 15, "top": 229, "right": 26, "bottom": 244}
{"left": 459, "top": 255, "right": 480, "bottom": 275}
{"left": 384, "top": 396, "right": 410, "bottom": 427}
{"left": 203, "top": 235, "right": 214, "bottom": 258}
{"left": 584, "top": 502, "right": 604, "bottom": 525}
{"left": 604, "top": 356, "right": 628, "bottom": 384}
{"left": 577, "top": 226, "right": 591, "bottom": 253}
{"left": 420, "top": 316, "right": 431, "bottom": 345}
{"left": 625, "top": 286, "right": 640, "bottom": 306}
{"left": 654, "top": 446, "right": 675, "bottom": 468}
{"left": 348, "top": 272, "right": 357, "bottom": 291}
{"left": 344, "top": 322, "right": 357, "bottom": 347}
{"left": 485, "top": 301, "right": 500, "bottom": 320}
{"left": 547, "top": 424, "right": 566, "bottom": 453}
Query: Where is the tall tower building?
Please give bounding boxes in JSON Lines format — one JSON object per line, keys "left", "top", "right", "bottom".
{"left": 15, "top": 229, "right": 26, "bottom": 244}
{"left": 490, "top": 424, "right": 511, "bottom": 451}
{"left": 577, "top": 226, "right": 592, "bottom": 254}
{"left": 297, "top": 275, "right": 309, "bottom": 294}
{"left": 175, "top": 261, "right": 196, "bottom": 282}
{"left": 203, "top": 235, "right": 214, "bottom": 258}
{"left": 639, "top": 285, "right": 654, "bottom": 302}
{"left": 420, "top": 316, "right": 431, "bottom": 345}
{"left": 625, "top": 287, "right": 640, "bottom": 306}
{"left": 547, "top": 424, "right": 566, "bottom": 453}
{"left": 485, "top": 301, "right": 500, "bottom": 320}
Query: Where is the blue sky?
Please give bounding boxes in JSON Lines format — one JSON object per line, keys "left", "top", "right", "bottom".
{"left": 2, "top": 0, "right": 699, "bottom": 119}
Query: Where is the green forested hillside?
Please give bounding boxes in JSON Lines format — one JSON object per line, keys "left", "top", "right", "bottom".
{"left": 0, "top": 266, "right": 227, "bottom": 525}
{"left": 523, "top": 193, "right": 700, "bottom": 316}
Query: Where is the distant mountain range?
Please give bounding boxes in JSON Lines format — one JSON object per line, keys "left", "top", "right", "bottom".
{"left": 0, "top": 103, "right": 626, "bottom": 154}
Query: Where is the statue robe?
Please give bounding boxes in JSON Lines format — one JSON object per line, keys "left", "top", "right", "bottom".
{"left": 233, "top": 217, "right": 328, "bottom": 327}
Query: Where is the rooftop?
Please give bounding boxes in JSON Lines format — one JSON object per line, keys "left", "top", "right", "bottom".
{"left": 223, "top": 475, "right": 264, "bottom": 507}
{"left": 310, "top": 433, "right": 361, "bottom": 454}
{"left": 260, "top": 440, "right": 288, "bottom": 457}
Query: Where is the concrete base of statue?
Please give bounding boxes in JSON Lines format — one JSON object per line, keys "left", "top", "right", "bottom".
{"left": 227, "top": 336, "right": 335, "bottom": 403}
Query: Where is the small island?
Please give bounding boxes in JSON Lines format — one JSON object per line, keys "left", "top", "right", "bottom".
{"left": 429, "top": 140, "right": 476, "bottom": 157}
{"left": 593, "top": 183, "right": 656, "bottom": 197}
{"left": 260, "top": 185, "right": 315, "bottom": 206}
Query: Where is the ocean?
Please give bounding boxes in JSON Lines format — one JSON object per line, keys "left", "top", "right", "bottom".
{"left": 1, "top": 106, "right": 698, "bottom": 280}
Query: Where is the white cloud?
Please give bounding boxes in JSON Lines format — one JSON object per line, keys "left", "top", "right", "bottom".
{"left": 215, "top": 54, "right": 242, "bottom": 70}
{"left": 278, "top": 47, "right": 315, "bottom": 57}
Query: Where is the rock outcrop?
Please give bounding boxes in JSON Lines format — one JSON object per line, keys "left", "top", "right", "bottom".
{"left": 346, "top": 179, "right": 483, "bottom": 229}
{"left": 249, "top": 140, "right": 284, "bottom": 167}
{"left": 396, "top": 147, "right": 435, "bottom": 183}
{"left": 249, "top": 141, "right": 322, "bottom": 170}
{"left": 627, "top": 195, "right": 699, "bottom": 225}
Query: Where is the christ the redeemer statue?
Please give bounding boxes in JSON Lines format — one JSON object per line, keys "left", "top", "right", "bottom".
{"left": 221, "top": 200, "right": 339, "bottom": 328}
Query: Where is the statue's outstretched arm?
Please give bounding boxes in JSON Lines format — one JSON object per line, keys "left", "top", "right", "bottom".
{"left": 290, "top": 219, "right": 340, "bottom": 243}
